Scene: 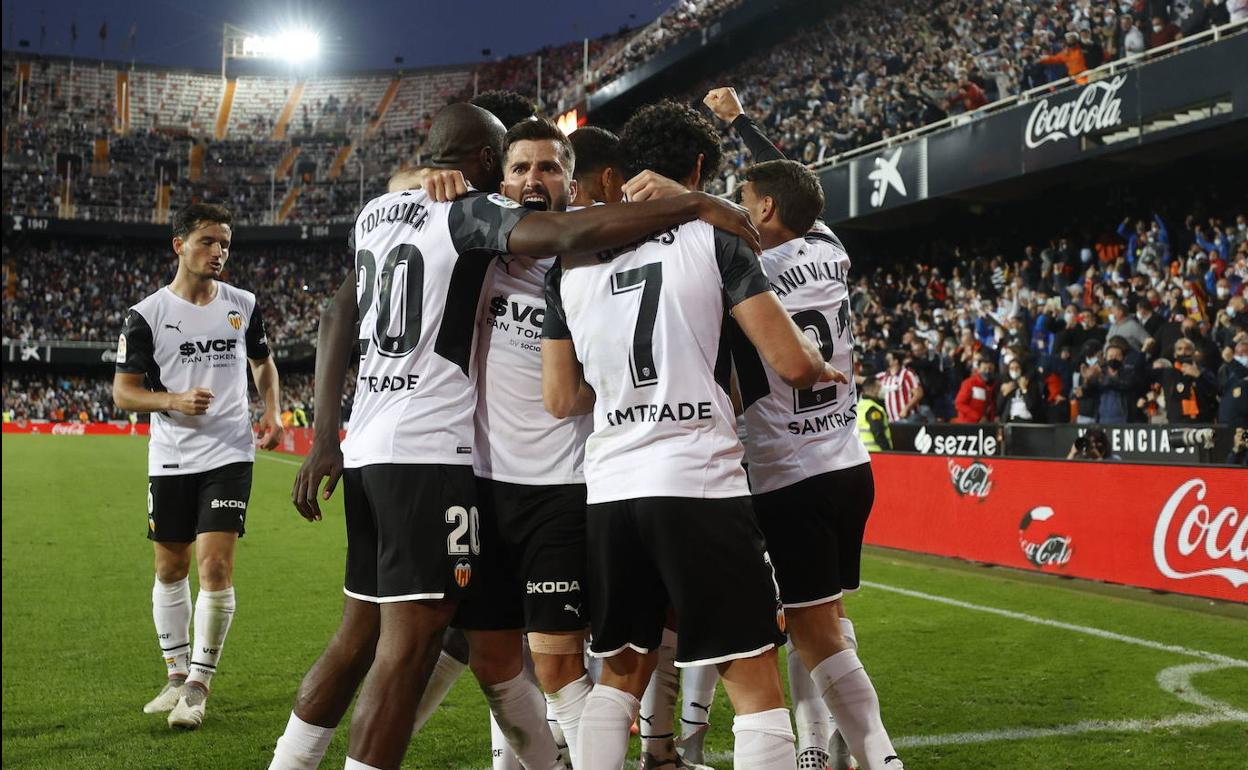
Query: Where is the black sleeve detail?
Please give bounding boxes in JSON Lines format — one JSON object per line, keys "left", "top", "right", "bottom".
{"left": 804, "top": 228, "right": 845, "bottom": 251}
{"left": 116, "top": 309, "right": 155, "bottom": 375}
{"left": 246, "top": 302, "right": 272, "bottom": 360}
{"left": 727, "top": 316, "right": 771, "bottom": 410}
{"left": 541, "top": 259, "right": 572, "bottom": 340}
{"left": 731, "top": 114, "right": 787, "bottom": 162}
{"left": 433, "top": 252, "right": 494, "bottom": 377}
{"left": 446, "top": 192, "right": 534, "bottom": 256}
{"left": 714, "top": 228, "right": 771, "bottom": 307}
{"left": 867, "top": 406, "right": 891, "bottom": 449}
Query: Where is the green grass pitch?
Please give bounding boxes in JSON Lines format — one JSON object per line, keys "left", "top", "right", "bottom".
{"left": 3, "top": 434, "right": 1246, "bottom": 769}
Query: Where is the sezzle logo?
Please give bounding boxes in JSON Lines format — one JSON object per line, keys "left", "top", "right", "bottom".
{"left": 526, "top": 580, "right": 581, "bottom": 594}
{"left": 915, "top": 426, "right": 998, "bottom": 456}
{"left": 1152, "top": 479, "right": 1247, "bottom": 589}
{"left": 454, "top": 558, "right": 473, "bottom": 588}
{"left": 210, "top": 499, "right": 246, "bottom": 510}
{"left": 1018, "top": 506, "right": 1073, "bottom": 568}
{"left": 1024, "top": 75, "right": 1126, "bottom": 149}
{"left": 948, "top": 459, "right": 993, "bottom": 499}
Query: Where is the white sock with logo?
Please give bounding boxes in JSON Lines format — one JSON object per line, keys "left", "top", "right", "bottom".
{"left": 810, "top": 650, "right": 899, "bottom": 770}
{"left": 578, "top": 685, "right": 641, "bottom": 770}
{"left": 269, "top": 712, "right": 336, "bottom": 770}
{"left": 187, "top": 586, "right": 235, "bottom": 690}
{"left": 412, "top": 650, "right": 468, "bottom": 732}
{"left": 490, "top": 711, "right": 522, "bottom": 770}
{"left": 546, "top": 674, "right": 591, "bottom": 764}
{"left": 343, "top": 758, "right": 382, "bottom": 770}
{"left": 733, "top": 707, "right": 797, "bottom": 769}
{"left": 679, "top": 662, "right": 719, "bottom": 741}
{"left": 482, "top": 672, "right": 564, "bottom": 770}
{"left": 152, "top": 575, "right": 191, "bottom": 679}
{"left": 639, "top": 628, "right": 680, "bottom": 761}
{"left": 786, "top": 641, "right": 833, "bottom": 768}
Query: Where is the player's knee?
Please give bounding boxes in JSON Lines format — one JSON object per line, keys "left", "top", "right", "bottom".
{"left": 196, "top": 555, "right": 233, "bottom": 589}
{"left": 529, "top": 632, "right": 586, "bottom": 690}
{"left": 785, "top": 604, "right": 848, "bottom": 662}
{"left": 154, "top": 561, "right": 190, "bottom": 583}
{"left": 467, "top": 630, "right": 524, "bottom": 686}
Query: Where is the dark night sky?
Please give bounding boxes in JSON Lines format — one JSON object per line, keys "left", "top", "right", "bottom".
{"left": 1, "top": 0, "right": 670, "bottom": 72}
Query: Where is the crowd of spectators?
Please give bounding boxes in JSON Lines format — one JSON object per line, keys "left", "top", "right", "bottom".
{"left": 1, "top": 239, "right": 349, "bottom": 343}
{"left": 1, "top": 373, "right": 125, "bottom": 422}
{"left": 853, "top": 209, "right": 1248, "bottom": 430}
{"left": 590, "top": 0, "right": 745, "bottom": 91}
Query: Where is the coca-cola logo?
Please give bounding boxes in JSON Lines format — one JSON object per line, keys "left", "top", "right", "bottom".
{"left": 1152, "top": 479, "right": 1247, "bottom": 589}
{"left": 948, "top": 459, "right": 993, "bottom": 499}
{"left": 1019, "top": 506, "right": 1073, "bottom": 568}
{"left": 50, "top": 423, "right": 87, "bottom": 435}
{"left": 1024, "top": 75, "right": 1126, "bottom": 149}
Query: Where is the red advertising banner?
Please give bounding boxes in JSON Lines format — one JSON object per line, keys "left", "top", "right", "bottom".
{"left": 2, "top": 421, "right": 150, "bottom": 436}
{"left": 274, "top": 427, "right": 346, "bottom": 456}
{"left": 868, "top": 454, "right": 1247, "bottom": 603}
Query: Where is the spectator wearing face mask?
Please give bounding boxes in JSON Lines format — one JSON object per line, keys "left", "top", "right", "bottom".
{"left": 1150, "top": 338, "right": 1217, "bottom": 422}
{"left": 1038, "top": 32, "right": 1090, "bottom": 81}
{"left": 1088, "top": 338, "right": 1142, "bottom": 424}
{"left": 996, "top": 358, "right": 1043, "bottom": 424}
{"left": 1217, "top": 337, "right": 1248, "bottom": 429}
{"left": 1149, "top": 15, "right": 1181, "bottom": 48}
{"left": 1071, "top": 340, "right": 1106, "bottom": 424}
{"left": 953, "top": 356, "right": 997, "bottom": 423}
{"left": 1106, "top": 299, "right": 1153, "bottom": 351}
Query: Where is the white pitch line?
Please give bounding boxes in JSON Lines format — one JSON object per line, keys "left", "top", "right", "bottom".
{"left": 862, "top": 580, "right": 1248, "bottom": 666}
{"left": 255, "top": 452, "right": 303, "bottom": 467}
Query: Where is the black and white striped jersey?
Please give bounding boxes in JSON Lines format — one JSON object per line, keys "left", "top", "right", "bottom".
{"left": 732, "top": 222, "right": 868, "bottom": 494}
{"left": 543, "top": 220, "right": 770, "bottom": 504}
{"left": 342, "top": 189, "right": 532, "bottom": 469}
{"left": 116, "top": 282, "right": 271, "bottom": 476}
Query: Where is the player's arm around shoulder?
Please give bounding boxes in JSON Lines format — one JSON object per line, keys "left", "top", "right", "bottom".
{"left": 540, "top": 259, "right": 595, "bottom": 418}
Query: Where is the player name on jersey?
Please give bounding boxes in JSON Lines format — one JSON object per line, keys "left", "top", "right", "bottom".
{"left": 768, "top": 259, "right": 849, "bottom": 298}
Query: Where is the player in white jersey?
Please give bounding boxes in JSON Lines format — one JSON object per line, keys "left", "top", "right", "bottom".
{"left": 113, "top": 203, "right": 283, "bottom": 730}
{"left": 269, "top": 103, "right": 763, "bottom": 770}
{"left": 543, "top": 100, "right": 846, "bottom": 770}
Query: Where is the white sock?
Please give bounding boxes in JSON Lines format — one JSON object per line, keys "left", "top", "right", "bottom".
{"left": 490, "top": 711, "right": 522, "bottom": 770}
{"left": 412, "top": 650, "right": 468, "bottom": 732}
{"left": 839, "top": 617, "right": 857, "bottom": 651}
{"left": 786, "top": 642, "right": 832, "bottom": 766}
{"left": 733, "top": 707, "right": 797, "bottom": 769}
{"left": 577, "top": 685, "right": 640, "bottom": 770}
{"left": 680, "top": 662, "right": 719, "bottom": 737}
{"left": 546, "top": 674, "right": 591, "bottom": 763}
{"left": 640, "top": 628, "right": 679, "bottom": 760}
{"left": 270, "top": 712, "right": 336, "bottom": 770}
{"left": 152, "top": 575, "right": 191, "bottom": 678}
{"left": 187, "top": 586, "right": 235, "bottom": 690}
{"left": 482, "top": 672, "right": 564, "bottom": 770}
{"left": 810, "top": 650, "right": 900, "bottom": 770}
{"left": 585, "top": 651, "right": 602, "bottom": 683}
{"left": 343, "top": 759, "right": 382, "bottom": 770}
{"left": 831, "top": 617, "right": 858, "bottom": 770}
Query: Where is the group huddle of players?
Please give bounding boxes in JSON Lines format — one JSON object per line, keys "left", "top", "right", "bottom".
{"left": 119, "top": 85, "right": 905, "bottom": 770}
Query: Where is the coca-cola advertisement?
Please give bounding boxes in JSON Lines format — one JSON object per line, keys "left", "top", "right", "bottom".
{"left": 2, "top": 421, "right": 149, "bottom": 436}
{"left": 868, "top": 454, "right": 1246, "bottom": 602}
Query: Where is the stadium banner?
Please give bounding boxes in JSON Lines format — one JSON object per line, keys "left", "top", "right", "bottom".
{"left": 1007, "top": 423, "right": 1234, "bottom": 465}
{"left": 3, "top": 214, "right": 351, "bottom": 243}
{"left": 868, "top": 454, "right": 1248, "bottom": 602}
{"left": 890, "top": 423, "right": 1005, "bottom": 456}
{"left": 4, "top": 339, "right": 315, "bottom": 365}
{"left": 273, "top": 427, "right": 345, "bottom": 456}
{"left": 2, "top": 421, "right": 149, "bottom": 436}
{"left": 820, "top": 31, "right": 1248, "bottom": 221}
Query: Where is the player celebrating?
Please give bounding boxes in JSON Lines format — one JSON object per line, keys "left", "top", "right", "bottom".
{"left": 568, "top": 126, "right": 626, "bottom": 206}
{"left": 542, "top": 99, "right": 845, "bottom": 770}
{"left": 270, "top": 102, "right": 762, "bottom": 770}
{"left": 113, "top": 203, "right": 283, "bottom": 730}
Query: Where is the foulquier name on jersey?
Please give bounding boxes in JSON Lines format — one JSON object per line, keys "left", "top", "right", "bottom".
{"left": 769, "top": 259, "right": 848, "bottom": 298}
{"left": 607, "top": 401, "right": 713, "bottom": 427}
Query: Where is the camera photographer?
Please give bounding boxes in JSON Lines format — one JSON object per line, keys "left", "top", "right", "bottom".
{"left": 1227, "top": 427, "right": 1248, "bottom": 467}
{"left": 1066, "top": 427, "right": 1118, "bottom": 461}
{"left": 1149, "top": 338, "right": 1217, "bottom": 423}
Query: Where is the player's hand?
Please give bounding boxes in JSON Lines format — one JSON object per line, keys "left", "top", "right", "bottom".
{"left": 255, "top": 410, "right": 284, "bottom": 451}
{"left": 169, "top": 388, "right": 213, "bottom": 415}
{"left": 691, "top": 192, "right": 761, "bottom": 253}
{"left": 421, "top": 169, "right": 469, "bottom": 202}
{"left": 622, "top": 170, "right": 687, "bottom": 202}
{"left": 292, "top": 438, "right": 343, "bottom": 522}
{"left": 818, "top": 363, "right": 849, "bottom": 384}
{"left": 704, "top": 87, "right": 745, "bottom": 123}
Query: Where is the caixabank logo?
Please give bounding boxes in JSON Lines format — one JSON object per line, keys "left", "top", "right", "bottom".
{"left": 1018, "top": 506, "right": 1073, "bottom": 569}
{"left": 947, "top": 459, "right": 993, "bottom": 500}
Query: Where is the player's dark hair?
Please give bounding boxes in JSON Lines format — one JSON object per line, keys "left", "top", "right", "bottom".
{"left": 619, "top": 100, "right": 722, "bottom": 188}
{"left": 568, "top": 126, "right": 622, "bottom": 180}
{"left": 504, "top": 117, "right": 576, "bottom": 176}
{"left": 742, "top": 159, "right": 825, "bottom": 236}
{"left": 171, "top": 203, "right": 232, "bottom": 240}
{"left": 470, "top": 90, "right": 539, "bottom": 131}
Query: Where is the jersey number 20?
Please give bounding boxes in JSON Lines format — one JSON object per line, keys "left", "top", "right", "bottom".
{"left": 791, "top": 309, "right": 837, "bottom": 413}
{"left": 356, "top": 244, "right": 425, "bottom": 358}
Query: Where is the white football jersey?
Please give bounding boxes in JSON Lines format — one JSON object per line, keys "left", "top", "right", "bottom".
{"left": 116, "top": 283, "right": 271, "bottom": 476}
{"left": 342, "top": 190, "right": 532, "bottom": 469}
{"left": 734, "top": 223, "right": 869, "bottom": 494}
{"left": 544, "top": 220, "right": 771, "bottom": 504}
{"left": 474, "top": 255, "right": 591, "bottom": 485}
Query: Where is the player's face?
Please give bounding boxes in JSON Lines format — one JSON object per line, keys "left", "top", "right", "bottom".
{"left": 738, "top": 182, "right": 770, "bottom": 230}
{"left": 174, "top": 222, "right": 231, "bottom": 279}
{"left": 502, "top": 139, "right": 575, "bottom": 212}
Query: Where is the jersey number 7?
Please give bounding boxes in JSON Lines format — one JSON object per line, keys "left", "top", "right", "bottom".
{"left": 611, "top": 263, "right": 663, "bottom": 388}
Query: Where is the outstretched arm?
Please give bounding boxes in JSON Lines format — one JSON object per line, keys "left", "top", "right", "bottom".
{"left": 704, "top": 86, "right": 787, "bottom": 162}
